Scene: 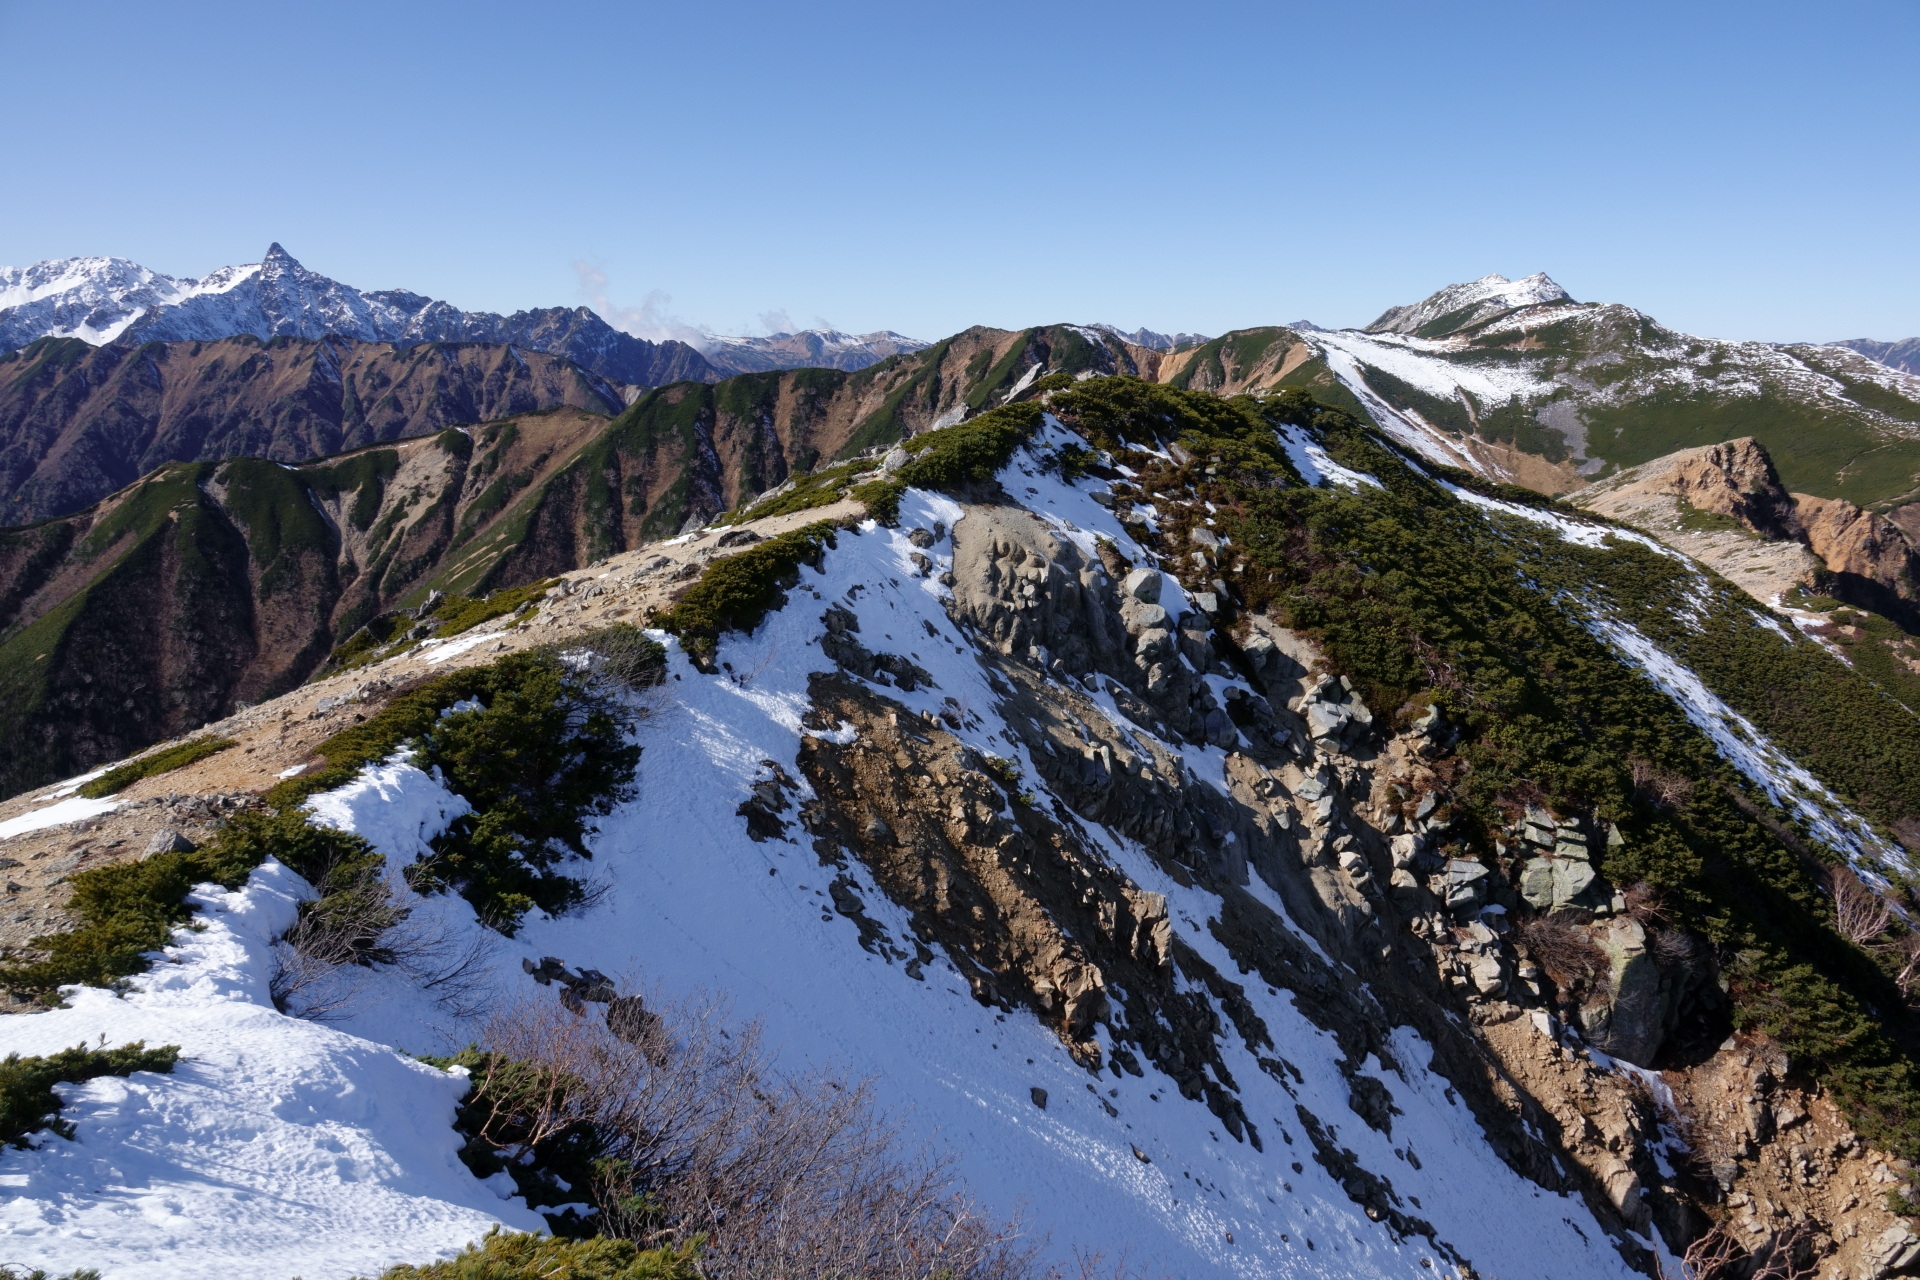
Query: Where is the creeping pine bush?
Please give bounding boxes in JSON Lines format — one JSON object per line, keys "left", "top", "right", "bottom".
{"left": 408, "top": 649, "right": 643, "bottom": 931}
{"left": 653, "top": 522, "right": 840, "bottom": 668}
{"left": 0, "top": 1042, "right": 178, "bottom": 1147}
{"left": 853, "top": 401, "right": 1044, "bottom": 522}
{"left": 2, "top": 627, "right": 661, "bottom": 1003}
{"left": 428, "top": 578, "right": 557, "bottom": 639}
{"left": 367, "top": 1229, "right": 698, "bottom": 1280}
{"left": 77, "top": 736, "right": 235, "bottom": 799}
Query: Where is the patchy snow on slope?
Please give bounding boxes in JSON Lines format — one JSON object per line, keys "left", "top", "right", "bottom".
{"left": 0, "top": 862, "right": 539, "bottom": 1280}
{"left": 1311, "top": 328, "right": 1555, "bottom": 404}
{"left": 1444, "top": 481, "right": 1713, "bottom": 627}
{"left": 0, "top": 446, "right": 1640, "bottom": 1279}
{"left": 0, "top": 796, "right": 120, "bottom": 841}
{"left": 1438, "top": 484, "right": 1903, "bottom": 873}
{"left": 1274, "top": 422, "right": 1382, "bottom": 490}
{"left": 1309, "top": 344, "right": 1491, "bottom": 476}
{"left": 1584, "top": 613, "right": 1909, "bottom": 883}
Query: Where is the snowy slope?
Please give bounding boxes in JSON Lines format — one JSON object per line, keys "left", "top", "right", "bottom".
{"left": 0, "top": 256, "right": 259, "bottom": 346}
{"left": 1291, "top": 281, "right": 1920, "bottom": 489}
{"left": 699, "top": 328, "right": 931, "bottom": 373}
{"left": 0, "top": 445, "right": 1649, "bottom": 1279}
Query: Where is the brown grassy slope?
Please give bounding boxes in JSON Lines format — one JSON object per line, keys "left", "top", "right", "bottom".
{"left": 0, "top": 335, "right": 625, "bottom": 523}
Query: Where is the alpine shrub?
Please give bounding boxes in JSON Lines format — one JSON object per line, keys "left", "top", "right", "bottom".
{"left": 409, "top": 651, "right": 641, "bottom": 932}
{"left": 653, "top": 521, "right": 840, "bottom": 668}
{"left": 0, "top": 1042, "right": 178, "bottom": 1147}
{"left": 77, "top": 736, "right": 236, "bottom": 799}
{"left": 367, "top": 1228, "right": 698, "bottom": 1280}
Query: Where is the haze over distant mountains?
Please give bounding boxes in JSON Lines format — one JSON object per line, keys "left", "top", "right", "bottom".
{"left": 0, "top": 245, "right": 928, "bottom": 385}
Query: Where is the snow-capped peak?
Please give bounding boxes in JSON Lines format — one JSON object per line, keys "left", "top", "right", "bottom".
{"left": 0, "top": 254, "right": 260, "bottom": 344}
{"left": 1365, "top": 271, "right": 1573, "bottom": 336}
{"left": 0, "top": 248, "right": 926, "bottom": 381}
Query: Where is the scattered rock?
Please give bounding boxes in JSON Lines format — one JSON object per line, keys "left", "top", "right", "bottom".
{"left": 143, "top": 829, "right": 197, "bottom": 858}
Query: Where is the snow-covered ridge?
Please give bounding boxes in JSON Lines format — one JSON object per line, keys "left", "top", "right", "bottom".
{"left": 0, "top": 256, "right": 261, "bottom": 345}
{"left": 1364, "top": 272, "right": 1571, "bottom": 336}
{"left": 0, "top": 443, "right": 1648, "bottom": 1279}
{"left": 0, "top": 247, "right": 926, "bottom": 379}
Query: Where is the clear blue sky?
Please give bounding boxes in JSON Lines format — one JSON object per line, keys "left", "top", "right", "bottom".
{"left": 3, "top": 0, "right": 1915, "bottom": 343}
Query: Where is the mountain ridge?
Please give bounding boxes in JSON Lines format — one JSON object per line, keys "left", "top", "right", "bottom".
{"left": 0, "top": 245, "right": 931, "bottom": 385}
{"left": 1840, "top": 337, "right": 1920, "bottom": 376}
{"left": 2, "top": 379, "right": 1919, "bottom": 1276}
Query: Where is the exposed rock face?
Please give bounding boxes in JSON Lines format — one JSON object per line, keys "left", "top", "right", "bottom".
{"left": 0, "top": 335, "right": 626, "bottom": 524}
{"left": 1617, "top": 438, "right": 1801, "bottom": 537}
{"left": 1574, "top": 436, "right": 1920, "bottom": 623}
{"left": 779, "top": 490, "right": 1914, "bottom": 1276}
{"left": 1797, "top": 494, "right": 1920, "bottom": 610}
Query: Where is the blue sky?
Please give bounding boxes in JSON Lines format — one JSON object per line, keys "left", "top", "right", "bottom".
{"left": 2, "top": 0, "right": 1914, "bottom": 343}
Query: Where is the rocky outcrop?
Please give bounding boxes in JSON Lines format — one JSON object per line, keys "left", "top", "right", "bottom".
{"left": 1574, "top": 436, "right": 1920, "bottom": 625}
{"left": 775, "top": 488, "right": 1918, "bottom": 1276}
{"left": 1797, "top": 494, "right": 1920, "bottom": 613}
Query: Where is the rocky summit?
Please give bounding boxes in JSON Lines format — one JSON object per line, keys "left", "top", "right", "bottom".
{"left": 2, "top": 277, "right": 1920, "bottom": 1280}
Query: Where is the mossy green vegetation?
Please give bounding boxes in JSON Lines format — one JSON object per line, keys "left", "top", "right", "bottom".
{"left": 723, "top": 458, "right": 868, "bottom": 525}
{"left": 653, "top": 522, "right": 840, "bottom": 667}
{"left": 77, "top": 735, "right": 236, "bottom": 798}
{"left": 321, "top": 579, "right": 554, "bottom": 676}
{"left": 0, "top": 1042, "right": 178, "bottom": 1147}
{"left": 1791, "top": 595, "right": 1920, "bottom": 716}
{"left": 367, "top": 1229, "right": 698, "bottom": 1280}
{"left": 1581, "top": 383, "right": 1920, "bottom": 508}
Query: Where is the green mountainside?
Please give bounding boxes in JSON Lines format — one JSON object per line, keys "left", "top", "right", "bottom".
{"left": 0, "top": 335, "right": 630, "bottom": 525}
{"left": 1287, "top": 278, "right": 1920, "bottom": 511}
{"left": 7, "top": 283, "right": 1920, "bottom": 804}
{"left": 0, "top": 325, "right": 1159, "bottom": 796}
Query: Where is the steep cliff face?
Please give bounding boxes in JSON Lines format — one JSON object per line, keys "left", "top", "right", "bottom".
{"left": 0, "top": 335, "right": 626, "bottom": 523}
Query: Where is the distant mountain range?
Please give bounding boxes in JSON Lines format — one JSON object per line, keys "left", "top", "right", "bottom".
{"left": 0, "top": 245, "right": 928, "bottom": 385}
{"left": 1838, "top": 337, "right": 1920, "bottom": 376}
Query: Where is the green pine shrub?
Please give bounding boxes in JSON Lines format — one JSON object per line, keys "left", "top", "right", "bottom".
{"left": 407, "top": 651, "right": 642, "bottom": 931}
{"left": 653, "top": 521, "right": 841, "bottom": 668}
{"left": 77, "top": 736, "right": 236, "bottom": 799}
{"left": 0, "top": 1042, "right": 178, "bottom": 1147}
{"left": 366, "top": 1229, "right": 697, "bottom": 1280}
{"left": 4, "top": 639, "right": 656, "bottom": 1001}
{"left": 429, "top": 579, "right": 557, "bottom": 639}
